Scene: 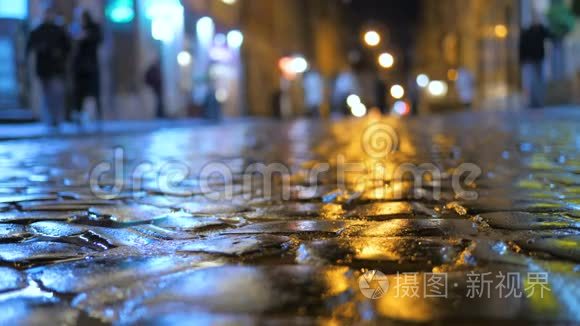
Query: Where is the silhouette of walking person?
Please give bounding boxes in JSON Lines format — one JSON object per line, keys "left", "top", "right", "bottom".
{"left": 72, "top": 10, "right": 103, "bottom": 125}
{"left": 26, "top": 8, "right": 71, "bottom": 131}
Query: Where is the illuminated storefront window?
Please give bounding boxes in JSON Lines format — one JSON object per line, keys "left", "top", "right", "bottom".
{"left": 0, "top": 0, "right": 28, "bottom": 19}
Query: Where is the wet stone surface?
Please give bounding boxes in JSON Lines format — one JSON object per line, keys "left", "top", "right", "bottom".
{"left": 0, "top": 109, "right": 579, "bottom": 324}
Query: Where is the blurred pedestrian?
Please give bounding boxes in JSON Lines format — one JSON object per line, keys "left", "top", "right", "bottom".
{"left": 203, "top": 80, "right": 222, "bottom": 121}
{"left": 26, "top": 8, "right": 71, "bottom": 130}
{"left": 333, "top": 68, "right": 359, "bottom": 115}
{"left": 271, "top": 88, "right": 282, "bottom": 119}
{"left": 407, "top": 75, "right": 419, "bottom": 116}
{"left": 456, "top": 67, "right": 475, "bottom": 109}
{"left": 519, "top": 13, "right": 552, "bottom": 108}
{"left": 303, "top": 69, "right": 323, "bottom": 117}
{"left": 374, "top": 78, "right": 387, "bottom": 114}
{"left": 145, "top": 58, "right": 164, "bottom": 118}
{"left": 71, "top": 10, "right": 103, "bottom": 124}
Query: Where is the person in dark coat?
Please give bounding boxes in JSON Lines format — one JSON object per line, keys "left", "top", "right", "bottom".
{"left": 145, "top": 58, "right": 165, "bottom": 119}
{"left": 72, "top": 10, "right": 103, "bottom": 122}
{"left": 26, "top": 8, "right": 71, "bottom": 129}
{"left": 374, "top": 78, "right": 387, "bottom": 114}
{"left": 519, "top": 13, "right": 552, "bottom": 108}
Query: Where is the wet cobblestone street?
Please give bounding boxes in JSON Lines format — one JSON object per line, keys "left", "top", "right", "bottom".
{"left": 0, "top": 109, "right": 578, "bottom": 324}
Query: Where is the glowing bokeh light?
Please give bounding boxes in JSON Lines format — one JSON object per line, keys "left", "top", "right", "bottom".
{"left": 279, "top": 55, "right": 309, "bottom": 77}
{"left": 390, "top": 84, "right": 405, "bottom": 99}
{"left": 363, "top": 30, "right": 381, "bottom": 47}
{"left": 291, "top": 57, "right": 308, "bottom": 73}
{"left": 107, "top": 0, "right": 135, "bottom": 24}
{"left": 428, "top": 80, "right": 448, "bottom": 97}
{"left": 177, "top": 51, "right": 192, "bottom": 66}
{"left": 146, "top": 0, "right": 183, "bottom": 19}
{"left": 216, "top": 88, "right": 229, "bottom": 102}
{"left": 494, "top": 24, "right": 508, "bottom": 38}
{"left": 416, "top": 74, "right": 429, "bottom": 88}
{"left": 393, "top": 100, "right": 410, "bottom": 116}
{"left": 197, "top": 16, "right": 215, "bottom": 44}
{"left": 346, "top": 94, "right": 361, "bottom": 108}
{"left": 447, "top": 68, "right": 458, "bottom": 81}
{"left": 147, "top": 0, "right": 183, "bottom": 42}
{"left": 278, "top": 57, "right": 293, "bottom": 74}
{"left": 227, "top": 30, "right": 244, "bottom": 48}
{"left": 152, "top": 19, "right": 174, "bottom": 41}
{"left": 378, "top": 52, "right": 394, "bottom": 69}
{"left": 351, "top": 102, "right": 367, "bottom": 117}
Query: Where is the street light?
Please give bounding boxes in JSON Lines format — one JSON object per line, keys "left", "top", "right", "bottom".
{"left": 428, "top": 80, "right": 448, "bottom": 97}
{"left": 279, "top": 55, "right": 309, "bottom": 79}
{"left": 290, "top": 57, "right": 308, "bottom": 74}
{"left": 363, "top": 30, "right": 381, "bottom": 47}
{"left": 350, "top": 102, "right": 367, "bottom": 117}
{"left": 494, "top": 24, "right": 508, "bottom": 38}
{"left": 346, "top": 94, "right": 361, "bottom": 108}
{"left": 378, "top": 52, "right": 394, "bottom": 69}
{"left": 393, "top": 100, "right": 410, "bottom": 116}
{"left": 416, "top": 74, "right": 429, "bottom": 88}
{"left": 390, "top": 84, "right": 405, "bottom": 99}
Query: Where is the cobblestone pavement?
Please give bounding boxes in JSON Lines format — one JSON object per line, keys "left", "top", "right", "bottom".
{"left": 0, "top": 109, "right": 578, "bottom": 324}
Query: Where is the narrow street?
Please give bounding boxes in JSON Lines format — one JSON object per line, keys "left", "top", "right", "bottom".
{"left": 0, "top": 108, "right": 578, "bottom": 324}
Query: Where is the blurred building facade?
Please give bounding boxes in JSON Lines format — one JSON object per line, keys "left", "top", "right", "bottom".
{"left": 239, "top": 0, "right": 347, "bottom": 116}
{"left": 521, "top": 0, "right": 580, "bottom": 105}
{"left": 0, "top": 0, "right": 348, "bottom": 120}
{"left": 414, "top": 0, "right": 521, "bottom": 113}
{"left": 415, "top": 0, "right": 580, "bottom": 112}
